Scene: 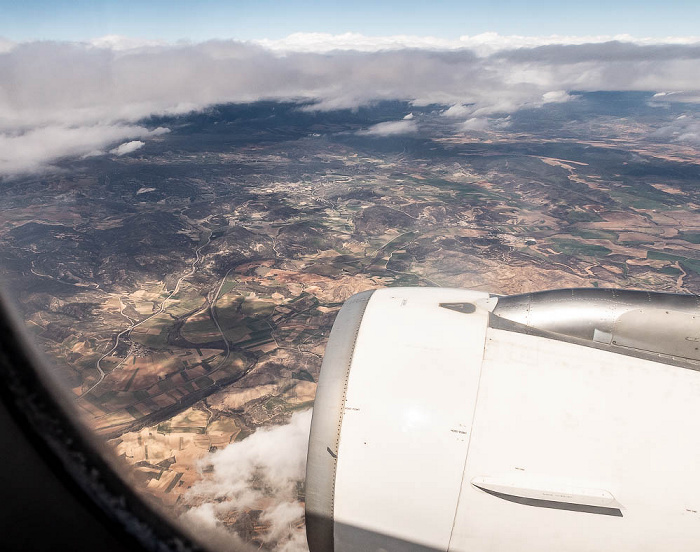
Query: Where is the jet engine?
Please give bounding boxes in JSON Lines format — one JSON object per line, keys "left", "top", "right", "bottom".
{"left": 306, "top": 287, "right": 700, "bottom": 552}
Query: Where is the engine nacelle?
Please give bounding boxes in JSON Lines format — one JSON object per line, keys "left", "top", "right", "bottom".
{"left": 306, "top": 287, "right": 700, "bottom": 552}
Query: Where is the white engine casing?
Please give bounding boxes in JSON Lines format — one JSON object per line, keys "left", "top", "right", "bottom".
{"left": 306, "top": 287, "right": 700, "bottom": 552}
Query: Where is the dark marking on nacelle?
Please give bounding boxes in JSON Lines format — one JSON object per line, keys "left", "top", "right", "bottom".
{"left": 439, "top": 302, "right": 476, "bottom": 314}
{"left": 473, "top": 485, "right": 624, "bottom": 517}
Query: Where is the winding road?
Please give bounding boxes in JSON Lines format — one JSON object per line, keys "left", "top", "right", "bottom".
{"left": 208, "top": 267, "right": 235, "bottom": 369}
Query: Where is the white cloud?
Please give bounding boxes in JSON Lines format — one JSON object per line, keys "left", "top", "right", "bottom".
{"left": 359, "top": 120, "right": 418, "bottom": 136}
{"left": 81, "top": 149, "right": 106, "bottom": 158}
{"left": 542, "top": 90, "right": 572, "bottom": 103}
{"left": 2, "top": 35, "right": 700, "bottom": 176}
{"left": 442, "top": 104, "right": 475, "bottom": 118}
{"left": 459, "top": 117, "right": 490, "bottom": 131}
{"left": 180, "top": 504, "right": 256, "bottom": 552}
{"left": 0, "top": 125, "right": 168, "bottom": 176}
{"left": 110, "top": 140, "right": 145, "bottom": 156}
{"left": 4, "top": 35, "right": 700, "bottom": 133}
{"left": 652, "top": 114, "right": 700, "bottom": 145}
{"left": 255, "top": 32, "right": 700, "bottom": 57}
{"left": 89, "top": 35, "right": 168, "bottom": 51}
{"left": 0, "top": 37, "right": 14, "bottom": 53}
{"left": 182, "top": 410, "right": 312, "bottom": 552}
{"left": 255, "top": 32, "right": 464, "bottom": 53}
{"left": 652, "top": 91, "right": 700, "bottom": 104}
{"left": 403, "top": 112, "right": 414, "bottom": 120}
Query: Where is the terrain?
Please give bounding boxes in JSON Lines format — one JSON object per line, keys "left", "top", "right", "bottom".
{"left": 1, "top": 95, "right": 700, "bottom": 548}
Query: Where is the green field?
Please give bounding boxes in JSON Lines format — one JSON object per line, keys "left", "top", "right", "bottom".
{"left": 551, "top": 239, "right": 612, "bottom": 258}
{"left": 647, "top": 250, "right": 700, "bottom": 274}
{"left": 679, "top": 232, "right": 700, "bottom": 245}
{"left": 572, "top": 229, "right": 619, "bottom": 242}
{"left": 218, "top": 276, "right": 238, "bottom": 297}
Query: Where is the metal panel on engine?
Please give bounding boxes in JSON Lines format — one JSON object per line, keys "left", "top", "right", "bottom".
{"left": 333, "top": 288, "right": 490, "bottom": 552}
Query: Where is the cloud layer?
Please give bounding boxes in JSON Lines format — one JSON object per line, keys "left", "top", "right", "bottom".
{"left": 255, "top": 32, "right": 700, "bottom": 55}
{"left": 2, "top": 33, "right": 700, "bottom": 175}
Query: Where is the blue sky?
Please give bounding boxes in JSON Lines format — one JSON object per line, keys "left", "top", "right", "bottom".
{"left": 1, "top": 0, "right": 699, "bottom": 42}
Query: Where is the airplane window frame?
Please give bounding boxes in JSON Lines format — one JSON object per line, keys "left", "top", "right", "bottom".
{"left": 0, "top": 289, "right": 205, "bottom": 552}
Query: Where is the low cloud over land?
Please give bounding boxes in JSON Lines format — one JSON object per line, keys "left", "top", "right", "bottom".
{"left": 181, "top": 409, "right": 312, "bottom": 552}
{"left": 359, "top": 119, "right": 418, "bottom": 136}
{"left": 110, "top": 140, "right": 145, "bottom": 156}
{"left": 0, "top": 125, "right": 167, "bottom": 176}
{"left": 652, "top": 114, "right": 700, "bottom": 145}
{"left": 1, "top": 32, "right": 700, "bottom": 175}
